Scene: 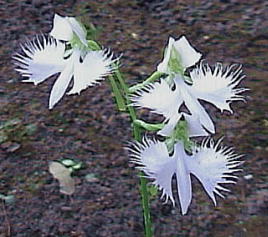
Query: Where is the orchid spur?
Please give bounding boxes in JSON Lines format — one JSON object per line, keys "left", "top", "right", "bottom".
{"left": 13, "top": 14, "right": 118, "bottom": 109}
{"left": 130, "top": 136, "right": 242, "bottom": 215}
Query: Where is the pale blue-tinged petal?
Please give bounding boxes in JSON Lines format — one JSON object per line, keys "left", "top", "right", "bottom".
{"left": 175, "top": 77, "right": 215, "bottom": 134}
{"left": 183, "top": 113, "right": 210, "bottom": 137}
{"left": 67, "top": 17, "right": 87, "bottom": 46}
{"left": 50, "top": 14, "right": 74, "bottom": 41}
{"left": 131, "top": 78, "right": 183, "bottom": 119}
{"left": 67, "top": 50, "right": 117, "bottom": 95}
{"left": 157, "top": 37, "right": 175, "bottom": 73}
{"left": 185, "top": 138, "right": 243, "bottom": 205}
{"left": 49, "top": 57, "right": 74, "bottom": 109}
{"left": 13, "top": 36, "right": 66, "bottom": 85}
{"left": 174, "top": 142, "right": 192, "bottom": 215}
{"left": 158, "top": 112, "right": 210, "bottom": 138}
{"left": 158, "top": 113, "right": 182, "bottom": 137}
{"left": 129, "top": 137, "right": 176, "bottom": 204}
{"left": 190, "top": 63, "right": 248, "bottom": 113}
{"left": 173, "top": 36, "right": 202, "bottom": 70}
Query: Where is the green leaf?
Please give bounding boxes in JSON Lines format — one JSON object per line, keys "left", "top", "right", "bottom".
{"left": 72, "top": 162, "right": 82, "bottom": 170}
{"left": 85, "top": 173, "right": 99, "bottom": 182}
{"left": 61, "top": 159, "right": 76, "bottom": 167}
{"left": 0, "top": 194, "right": 15, "bottom": 204}
{"left": 109, "top": 75, "right": 127, "bottom": 111}
{"left": 0, "top": 118, "right": 21, "bottom": 129}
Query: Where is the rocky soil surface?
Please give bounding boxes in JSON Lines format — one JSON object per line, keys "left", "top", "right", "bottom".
{"left": 0, "top": 0, "right": 267, "bottom": 236}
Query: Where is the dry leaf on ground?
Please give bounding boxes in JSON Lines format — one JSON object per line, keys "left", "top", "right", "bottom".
{"left": 49, "top": 161, "right": 75, "bottom": 195}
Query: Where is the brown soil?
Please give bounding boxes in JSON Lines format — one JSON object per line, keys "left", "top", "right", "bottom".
{"left": 0, "top": 0, "right": 267, "bottom": 236}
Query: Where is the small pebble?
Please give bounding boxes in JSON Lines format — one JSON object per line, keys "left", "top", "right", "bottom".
{"left": 244, "top": 174, "right": 253, "bottom": 180}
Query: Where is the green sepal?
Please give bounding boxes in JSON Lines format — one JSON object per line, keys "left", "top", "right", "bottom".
{"left": 134, "top": 119, "right": 164, "bottom": 131}
{"left": 168, "top": 47, "right": 184, "bottom": 75}
{"left": 165, "top": 119, "right": 194, "bottom": 154}
{"left": 69, "top": 33, "right": 85, "bottom": 50}
{"left": 87, "top": 40, "right": 101, "bottom": 51}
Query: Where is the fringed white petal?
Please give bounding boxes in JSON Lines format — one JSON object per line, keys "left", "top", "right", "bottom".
{"left": 50, "top": 14, "right": 87, "bottom": 45}
{"left": 13, "top": 35, "right": 66, "bottom": 85}
{"left": 130, "top": 137, "right": 242, "bottom": 214}
{"left": 132, "top": 75, "right": 214, "bottom": 137}
{"left": 131, "top": 78, "right": 183, "bottom": 119}
{"left": 173, "top": 36, "right": 202, "bottom": 69}
{"left": 157, "top": 37, "right": 175, "bottom": 73}
{"left": 129, "top": 137, "right": 176, "bottom": 205}
{"left": 190, "top": 63, "right": 248, "bottom": 113}
{"left": 50, "top": 14, "right": 74, "bottom": 41}
{"left": 174, "top": 142, "right": 192, "bottom": 215}
{"left": 186, "top": 138, "right": 242, "bottom": 205}
{"left": 68, "top": 49, "right": 118, "bottom": 95}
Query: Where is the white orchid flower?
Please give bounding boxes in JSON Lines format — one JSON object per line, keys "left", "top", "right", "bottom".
{"left": 131, "top": 63, "right": 246, "bottom": 137}
{"left": 157, "top": 36, "right": 202, "bottom": 74}
{"left": 13, "top": 14, "right": 118, "bottom": 109}
{"left": 130, "top": 137, "right": 242, "bottom": 215}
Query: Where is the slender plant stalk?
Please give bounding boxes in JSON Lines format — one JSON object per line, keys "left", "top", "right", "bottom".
{"left": 112, "top": 68, "right": 153, "bottom": 237}
{"left": 128, "top": 71, "right": 163, "bottom": 93}
{"left": 108, "top": 75, "right": 126, "bottom": 111}
{"left": 92, "top": 39, "right": 153, "bottom": 236}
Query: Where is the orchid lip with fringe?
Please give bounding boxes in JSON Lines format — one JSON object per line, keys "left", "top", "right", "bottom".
{"left": 129, "top": 136, "right": 243, "bottom": 215}
{"left": 13, "top": 35, "right": 119, "bottom": 109}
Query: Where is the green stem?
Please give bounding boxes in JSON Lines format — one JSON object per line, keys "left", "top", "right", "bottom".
{"left": 87, "top": 41, "right": 127, "bottom": 112}
{"left": 108, "top": 75, "right": 127, "bottom": 111}
{"left": 128, "top": 71, "right": 164, "bottom": 93}
{"left": 90, "top": 39, "right": 153, "bottom": 236}
{"left": 113, "top": 69, "right": 153, "bottom": 237}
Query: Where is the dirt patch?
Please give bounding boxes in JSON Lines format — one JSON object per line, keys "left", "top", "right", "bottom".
{"left": 0, "top": 0, "right": 267, "bottom": 236}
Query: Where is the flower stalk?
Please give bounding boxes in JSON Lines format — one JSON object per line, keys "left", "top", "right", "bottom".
{"left": 112, "top": 66, "right": 153, "bottom": 237}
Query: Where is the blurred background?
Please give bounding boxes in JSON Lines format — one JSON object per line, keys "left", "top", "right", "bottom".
{"left": 0, "top": 0, "right": 267, "bottom": 236}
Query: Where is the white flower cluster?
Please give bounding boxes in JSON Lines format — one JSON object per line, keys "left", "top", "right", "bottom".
{"left": 130, "top": 36, "right": 247, "bottom": 214}
{"left": 13, "top": 14, "right": 247, "bottom": 215}
{"left": 14, "top": 14, "right": 117, "bottom": 109}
